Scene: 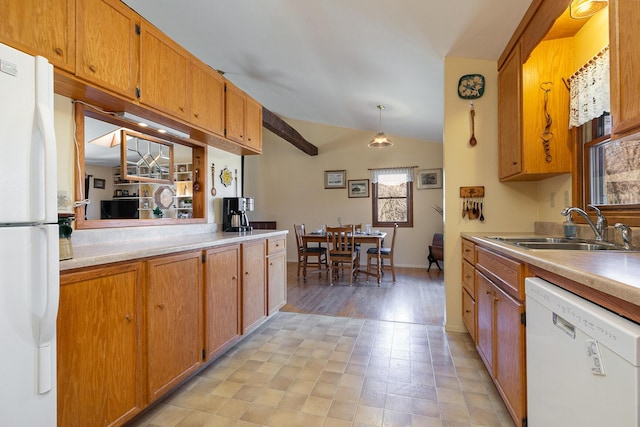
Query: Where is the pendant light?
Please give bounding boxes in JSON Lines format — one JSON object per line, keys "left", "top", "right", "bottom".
{"left": 570, "top": 0, "right": 608, "bottom": 19}
{"left": 368, "top": 105, "right": 393, "bottom": 148}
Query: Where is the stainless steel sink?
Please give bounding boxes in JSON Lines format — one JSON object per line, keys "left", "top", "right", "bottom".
{"left": 487, "top": 236, "right": 637, "bottom": 251}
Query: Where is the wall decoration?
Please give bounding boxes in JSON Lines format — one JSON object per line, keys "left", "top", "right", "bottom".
{"left": 416, "top": 168, "right": 442, "bottom": 189}
{"left": 348, "top": 179, "right": 369, "bottom": 198}
{"left": 458, "top": 74, "right": 485, "bottom": 99}
{"left": 93, "top": 178, "right": 105, "bottom": 189}
{"left": 220, "top": 167, "right": 233, "bottom": 187}
{"left": 324, "top": 170, "right": 346, "bottom": 189}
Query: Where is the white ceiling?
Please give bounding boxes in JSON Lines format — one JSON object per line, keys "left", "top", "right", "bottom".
{"left": 123, "top": 0, "right": 534, "bottom": 143}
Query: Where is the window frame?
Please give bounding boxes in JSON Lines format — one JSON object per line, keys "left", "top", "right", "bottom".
{"left": 371, "top": 179, "right": 414, "bottom": 228}
{"left": 572, "top": 123, "right": 640, "bottom": 227}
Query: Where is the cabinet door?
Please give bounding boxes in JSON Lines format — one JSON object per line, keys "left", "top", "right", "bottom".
{"left": 609, "top": 0, "right": 640, "bottom": 136}
{"left": 268, "top": 251, "right": 287, "bottom": 315}
{"left": 58, "top": 262, "right": 144, "bottom": 427}
{"left": 498, "top": 42, "right": 522, "bottom": 180}
{"left": 475, "top": 271, "right": 495, "bottom": 373}
{"left": 244, "top": 96, "right": 263, "bottom": 152}
{"left": 225, "top": 82, "right": 246, "bottom": 143}
{"left": 494, "top": 283, "right": 526, "bottom": 424}
{"left": 204, "top": 244, "right": 241, "bottom": 359}
{"left": 462, "top": 288, "right": 476, "bottom": 342}
{"left": 139, "top": 22, "right": 189, "bottom": 120}
{"left": 189, "top": 60, "right": 225, "bottom": 136}
{"left": 242, "top": 240, "right": 266, "bottom": 333}
{"left": 146, "top": 251, "right": 202, "bottom": 402}
{"left": 76, "top": 0, "right": 138, "bottom": 98}
{"left": 0, "top": 0, "right": 75, "bottom": 72}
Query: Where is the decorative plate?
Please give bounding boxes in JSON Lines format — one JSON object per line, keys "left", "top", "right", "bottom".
{"left": 220, "top": 167, "right": 233, "bottom": 187}
{"left": 154, "top": 185, "right": 174, "bottom": 209}
{"left": 457, "top": 74, "right": 485, "bottom": 99}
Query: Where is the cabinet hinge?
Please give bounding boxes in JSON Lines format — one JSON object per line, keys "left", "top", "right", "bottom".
{"left": 521, "top": 312, "right": 526, "bottom": 326}
{"left": 202, "top": 349, "right": 206, "bottom": 360}
{"left": 224, "top": 85, "right": 227, "bottom": 92}
{"left": 202, "top": 254, "right": 206, "bottom": 263}
{"left": 135, "top": 24, "right": 140, "bottom": 35}
{"left": 135, "top": 87, "right": 141, "bottom": 98}
{"left": 224, "top": 128, "right": 227, "bottom": 136}
{"left": 522, "top": 417, "right": 527, "bottom": 427}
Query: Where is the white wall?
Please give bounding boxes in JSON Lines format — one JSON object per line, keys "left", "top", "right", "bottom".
{"left": 443, "top": 57, "right": 539, "bottom": 332}
{"left": 244, "top": 118, "right": 444, "bottom": 267}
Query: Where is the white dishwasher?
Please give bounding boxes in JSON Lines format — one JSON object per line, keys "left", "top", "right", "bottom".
{"left": 525, "top": 277, "right": 640, "bottom": 427}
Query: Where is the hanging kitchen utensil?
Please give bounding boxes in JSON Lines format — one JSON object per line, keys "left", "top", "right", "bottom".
{"left": 210, "top": 163, "right": 217, "bottom": 196}
{"left": 479, "top": 199, "right": 485, "bottom": 222}
{"left": 234, "top": 169, "right": 238, "bottom": 196}
{"left": 192, "top": 157, "right": 201, "bottom": 192}
{"left": 469, "top": 102, "right": 477, "bottom": 147}
{"left": 462, "top": 199, "right": 467, "bottom": 218}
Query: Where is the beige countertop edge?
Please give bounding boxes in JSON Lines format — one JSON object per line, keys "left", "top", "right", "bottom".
{"left": 60, "top": 230, "right": 289, "bottom": 272}
{"left": 461, "top": 232, "right": 640, "bottom": 307}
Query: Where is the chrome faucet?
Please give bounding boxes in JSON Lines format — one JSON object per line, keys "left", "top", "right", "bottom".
{"left": 561, "top": 205, "right": 608, "bottom": 241}
{"left": 614, "top": 223, "right": 633, "bottom": 249}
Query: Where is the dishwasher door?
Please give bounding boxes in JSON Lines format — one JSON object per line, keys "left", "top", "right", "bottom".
{"left": 525, "top": 277, "right": 640, "bottom": 427}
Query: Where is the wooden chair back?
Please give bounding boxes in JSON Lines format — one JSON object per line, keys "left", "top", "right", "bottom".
{"left": 325, "top": 225, "right": 355, "bottom": 256}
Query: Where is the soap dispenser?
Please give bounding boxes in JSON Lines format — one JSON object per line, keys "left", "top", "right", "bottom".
{"left": 563, "top": 215, "right": 576, "bottom": 238}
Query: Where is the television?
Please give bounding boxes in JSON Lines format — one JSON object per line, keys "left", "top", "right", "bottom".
{"left": 100, "top": 199, "right": 139, "bottom": 219}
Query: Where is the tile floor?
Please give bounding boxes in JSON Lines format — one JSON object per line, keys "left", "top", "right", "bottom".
{"left": 130, "top": 312, "right": 514, "bottom": 427}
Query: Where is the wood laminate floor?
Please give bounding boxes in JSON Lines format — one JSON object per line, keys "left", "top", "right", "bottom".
{"left": 282, "top": 262, "right": 445, "bottom": 326}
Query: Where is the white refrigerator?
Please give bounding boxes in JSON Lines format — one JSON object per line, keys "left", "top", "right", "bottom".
{"left": 0, "top": 43, "right": 59, "bottom": 426}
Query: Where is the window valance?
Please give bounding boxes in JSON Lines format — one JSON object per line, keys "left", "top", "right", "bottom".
{"left": 369, "top": 166, "right": 416, "bottom": 184}
{"left": 568, "top": 46, "right": 610, "bottom": 128}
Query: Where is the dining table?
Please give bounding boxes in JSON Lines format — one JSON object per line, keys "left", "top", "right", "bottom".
{"left": 301, "top": 230, "right": 387, "bottom": 285}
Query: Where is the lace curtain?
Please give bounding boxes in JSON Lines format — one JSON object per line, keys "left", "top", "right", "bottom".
{"left": 569, "top": 46, "right": 610, "bottom": 128}
{"left": 369, "top": 167, "right": 415, "bottom": 184}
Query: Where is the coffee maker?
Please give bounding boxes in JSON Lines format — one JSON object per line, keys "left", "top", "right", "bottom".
{"left": 223, "top": 197, "right": 254, "bottom": 232}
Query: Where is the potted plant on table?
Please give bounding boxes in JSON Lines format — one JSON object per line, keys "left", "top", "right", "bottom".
{"left": 152, "top": 206, "right": 163, "bottom": 218}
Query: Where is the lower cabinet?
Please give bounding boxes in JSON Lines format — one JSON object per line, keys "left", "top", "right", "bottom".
{"left": 267, "top": 236, "right": 287, "bottom": 315}
{"left": 204, "top": 244, "right": 241, "bottom": 360}
{"left": 58, "top": 236, "right": 280, "bottom": 427}
{"left": 58, "top": 261, "right": 144, "bottom": 427}
{"left": 242, "top": 239, "right": 267, "bottom": 333}
{"left": 146, "top": 251, "right": 203, "bottom": 403}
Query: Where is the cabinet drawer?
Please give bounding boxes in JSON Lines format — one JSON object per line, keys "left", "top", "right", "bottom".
{"left": 462, "top": 239, "right": 475, "bottom": 264}
{"left": 267, "top": 237, "right": 286, "bottom": 255}
{"left": 462, "top": 288, "right": 476, "bottom": 341}
{"left": 462, "top": 259, "right": 475, "bottom": 295}
{"left": 476, "top": 246, "right": 525, "bottom": 300}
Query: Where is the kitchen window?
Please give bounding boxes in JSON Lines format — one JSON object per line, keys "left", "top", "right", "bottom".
{"left": 370, "top": 167, "right": 414, "bottom": 227}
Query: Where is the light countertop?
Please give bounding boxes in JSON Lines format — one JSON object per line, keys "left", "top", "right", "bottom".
{"left": 462, "top": 232, "right": 640, "bottom": 308}
{"left": 60, "top": 229, "right": 288, "bottom": 271}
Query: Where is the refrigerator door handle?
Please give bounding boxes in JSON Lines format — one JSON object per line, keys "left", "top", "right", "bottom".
{"left": 37, "top": 225, "right": 59, "bottom": 394}
{"left": 35, "top": 56, "right": 57, "bottom": 224}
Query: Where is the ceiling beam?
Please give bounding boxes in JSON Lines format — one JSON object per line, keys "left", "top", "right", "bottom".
{"left": 262, "top": 107, "right": 318, "bottom": 156}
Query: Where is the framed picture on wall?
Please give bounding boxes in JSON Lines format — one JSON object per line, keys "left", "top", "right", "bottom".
{"left": 348, "top": 179, "right": 369, "bottom": 198}
{"left": 93, "top": 178, "right": 106, "bottom": 189}
{"left": 416, "top": 168, "right": 442, "bottom": 189}
{"left": 324, "top": 170, "right": 346, "bottom": 189}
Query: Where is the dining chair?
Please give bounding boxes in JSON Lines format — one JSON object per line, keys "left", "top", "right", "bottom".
{"left": 294, "top": 224, "right": 327, "bottom": 279}
{"left": 366, "top": 223, "right": 398, "bottom": 282}
{"left": 325, "top": 225, "right": 359, "bottom": 286}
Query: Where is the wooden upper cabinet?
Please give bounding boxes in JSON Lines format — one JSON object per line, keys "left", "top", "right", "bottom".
{"left": 498, "top": 42, "right": 522, "bottom": 180}
{"left": 76, "top": 0, "right": 138, "bottom": 99}
{"left": 245, "top": 95, "right": 263, "bottom": 153}
{"left": 0, "top": 0, "right": 75, "bottom": 72}
{"left": 189, "top": 60, "right": 225, "bottom": 136}
{"left": 609, "top": 0, "right": 640, "bottom": 137}
{"left": 139, "top": 21, "right": 189, "bottom": 120}
{"left": 498, "top": 36, "right": 573, "bottom": 181}
{"left": 225, "top": 82, "right": 246, "bottom": 143}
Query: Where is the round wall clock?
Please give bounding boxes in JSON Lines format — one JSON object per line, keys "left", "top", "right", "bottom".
{"left": 458, "top": 74, "right": 485, "bottom": 99}
{"left": 220, "top": 167, "right": 233, "bottom": 187}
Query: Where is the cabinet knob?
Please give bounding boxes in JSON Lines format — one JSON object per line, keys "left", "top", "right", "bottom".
{"left": 232, "top": 276, "right": 237, "bottom": 280}
{"left": 485, "top": 290, "right": 492, "bottom": 295}
{"left": 512, "top": 161, "right": 517, "bottom": 165}
{"left": 245, "top": 271, "right": 249, "bottom": 275}
{"left": 465, "top": 309, "right": 471, "bottom": 313}
{"left": 194, "top": 113, "right": 200, "bottom": 119}
{"left": 125, "top": 314, "right": 133, "bottom": 322}
{"left": 179, "top": 106, "right": 185, "bottom": 112}
{"left": 157, "top": 303, "right": 165, "bottom": 309}
{"left": 54, "top": 47, "right": 63, "bottom": 56}
{"left": 88, "top": 64, "right": 97, "bottom": 72}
